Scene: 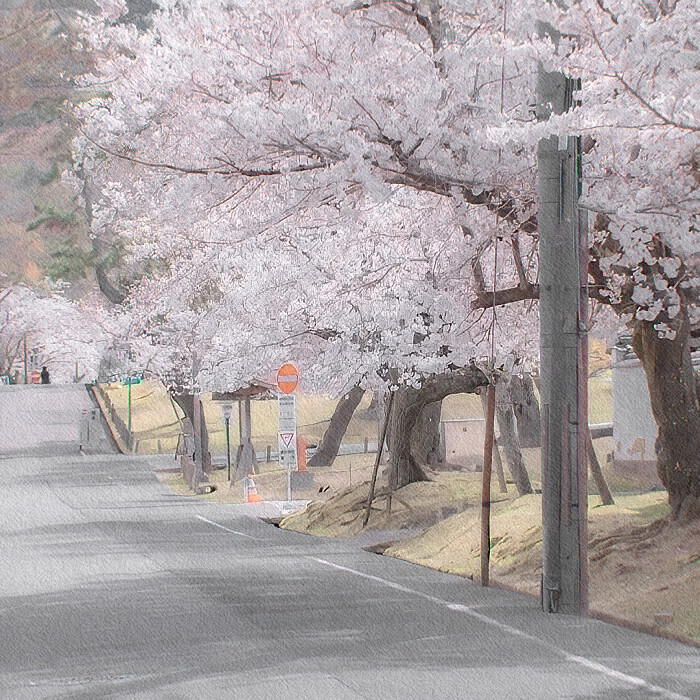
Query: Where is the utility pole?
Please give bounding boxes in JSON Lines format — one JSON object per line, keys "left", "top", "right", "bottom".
{"left": 537, "top": 68, "right": 589, "bottom": 615}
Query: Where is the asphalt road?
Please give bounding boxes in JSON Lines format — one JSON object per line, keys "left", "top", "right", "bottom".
{"left": 0, "top": 387, "right": 698, "bottom": 699}
{"left": 0, "top": 384, "right": 115, "bottom": 456}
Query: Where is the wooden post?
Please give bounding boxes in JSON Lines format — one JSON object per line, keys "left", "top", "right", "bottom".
{"left": 587, "top": 429, "right": 614, "bottom": 505}
{"left": 127, "top": 379, "right": 132, "bottom": 435}
{"left": 481, "top": 392, "right": 507, "bottom": 493}
{"left": 481, "top": 383, "right": 496, "bottom": 586}
{"left": 363, "top": 390, "right": 394, "bottom": 527}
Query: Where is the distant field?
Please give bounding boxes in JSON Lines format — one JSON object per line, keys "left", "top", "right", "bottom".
{"left": 102, "top": 380, "right": 379, "bottom": 456}
{"left": 103, "top": 373, "right": 613, "bottom": 457}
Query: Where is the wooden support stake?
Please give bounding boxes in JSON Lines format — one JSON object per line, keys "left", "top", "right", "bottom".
{"left": 481, "top": 383, "right": 496, "bottom": 587}
{"left": 481, "top": 392, "right": 507, "bottom": 493}
{"left": 363, "top": 390, "right": 394, "bottom": 528}
{"left": 587, "top": 429, "right": 614, "bottom": 505}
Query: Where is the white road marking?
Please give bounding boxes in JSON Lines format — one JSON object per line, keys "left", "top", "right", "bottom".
{"left": 195, "top": 515, "right": 258, "bottom": 539}
{"left": 308, "top": 556, "right": 692, "bottom": 700}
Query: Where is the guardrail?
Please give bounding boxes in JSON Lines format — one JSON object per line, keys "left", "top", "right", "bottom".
{"left": 91, "top": 383, "right": 134, "bottom": 453}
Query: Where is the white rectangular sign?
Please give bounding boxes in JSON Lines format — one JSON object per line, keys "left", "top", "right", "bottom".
{"left": 277, "top": 395, "right": 297, "bottom": 470}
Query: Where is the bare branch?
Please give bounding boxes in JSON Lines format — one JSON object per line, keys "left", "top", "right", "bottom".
{"left": 80, "top": 129, "right": 217, "bottom": 175}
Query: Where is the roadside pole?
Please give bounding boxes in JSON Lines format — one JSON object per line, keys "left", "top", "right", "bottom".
{"left": 537, "top": 68, "right": 589, "bottom": 615}
{"left": 481, "top": 382, "right": 496, "bottom": 587}
{"left": 221, "top": 403, "right": 233, "bottom": 481}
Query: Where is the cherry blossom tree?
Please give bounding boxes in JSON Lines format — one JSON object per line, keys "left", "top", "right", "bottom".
{"left": 0, "top": 283, "right": 110, "bottom": 383}
{"left": 72, "top": 0, "right": 698, "bottom": 511}
{"left": 112, "top": 178, "right": 535, "bottom": 486}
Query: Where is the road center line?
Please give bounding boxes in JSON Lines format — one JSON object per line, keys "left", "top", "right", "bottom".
{"left": 308, "top": 556, "right": 691, "bottom": 700}
{"left": 195, "top": 515, "right": 258, "bottom": 539}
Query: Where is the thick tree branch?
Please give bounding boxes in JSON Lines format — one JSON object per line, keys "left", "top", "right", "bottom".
{"left": 471, "top": 284, "right": 539, "bottom": 310}
{"left": 470, "top": 237, "right": 538, "bottom": 311}
{"left": 379, "top": 163, "right": 537, "bottom": 233}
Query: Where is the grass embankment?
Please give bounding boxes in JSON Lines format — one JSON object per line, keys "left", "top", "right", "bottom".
{"left": 280, "top": 471, "right": 699, "bottom": 646}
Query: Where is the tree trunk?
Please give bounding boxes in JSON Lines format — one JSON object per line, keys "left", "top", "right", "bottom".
{"left": 307, "top": 385, "right": 365, "bottom": 467}
{"left": 495, "top": 379, "right": 533, "bottom": 496}
{"left": 411, "top": 401, "right": 442, "bottom": 466}
{"left": 631, "top": 312, "right": 700, "bottom": 521}
{"left": 388, "top": 385, "right": 432, "bottom": 490}
{"left": 493, "top": 438, "right": 508, "bottom": 493}
{"left": 510, "top": 372, "right": 541, "bottom": 448}
{"left": 80, "top": 169, "right": 127, "bottom": 305}
{"left": 172, "top": 392, "right": 211, "bottom": 474}
{"left": 387, "top": 366, "right": 488, "bottom": 490}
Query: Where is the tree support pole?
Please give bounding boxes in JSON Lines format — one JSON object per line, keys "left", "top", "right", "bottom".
{"left": 587, "top": 429, "right": 614, "bottom": 506}
{"left": 364, "top": 390, "right": 394, "bottom": 527}
{"left": 481, "top": 392, "right": 507, "bottom": 493}
{"left": 481, "top": 383, "right": 496, "bottom": 586}
{"left": 128, "top": 379, "right": 132, "bottom": 436}
{"left": 538, "top": 68, "right": 589, "bottom": 615}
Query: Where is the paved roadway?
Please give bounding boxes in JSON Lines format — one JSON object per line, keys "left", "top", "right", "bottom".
{"left": 0, "top": 386, "right": 698, "bottom": 699}
{"left": 0, "top": 384, "right": 115, "bottom": 456}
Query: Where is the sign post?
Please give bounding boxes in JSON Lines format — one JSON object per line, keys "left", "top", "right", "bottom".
{"left": 220, "top": 403, "right": 233, "bottom": 481}
{"left": 276, "top": 363, "right": 299, "bottom": 501}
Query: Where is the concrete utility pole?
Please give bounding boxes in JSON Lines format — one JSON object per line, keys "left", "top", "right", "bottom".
{"left": 537, "top": 68, "right": 589, "bottom": 615}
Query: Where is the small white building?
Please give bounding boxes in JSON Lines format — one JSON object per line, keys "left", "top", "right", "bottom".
{"left": 610, "top": 339, "right": 658, "bottom": 463}
{"left": 440, "top": 418, "right": 486, "bottom": 470}
{"left": 610, "top": 337, "right": 699, "bottom": 458}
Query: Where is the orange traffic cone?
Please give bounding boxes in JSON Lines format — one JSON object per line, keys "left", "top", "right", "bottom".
{"left": 246, "top": 475, "right": 261, "bottom": 503}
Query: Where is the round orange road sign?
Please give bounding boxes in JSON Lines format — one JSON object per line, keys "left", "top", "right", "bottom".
{"left": 276, "top": 362, "right": 299, "bottom": 394}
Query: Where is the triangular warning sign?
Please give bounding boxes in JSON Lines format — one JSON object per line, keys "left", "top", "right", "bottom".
{"left": 279, "top": 432, "right": 295, "bottom": 447}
